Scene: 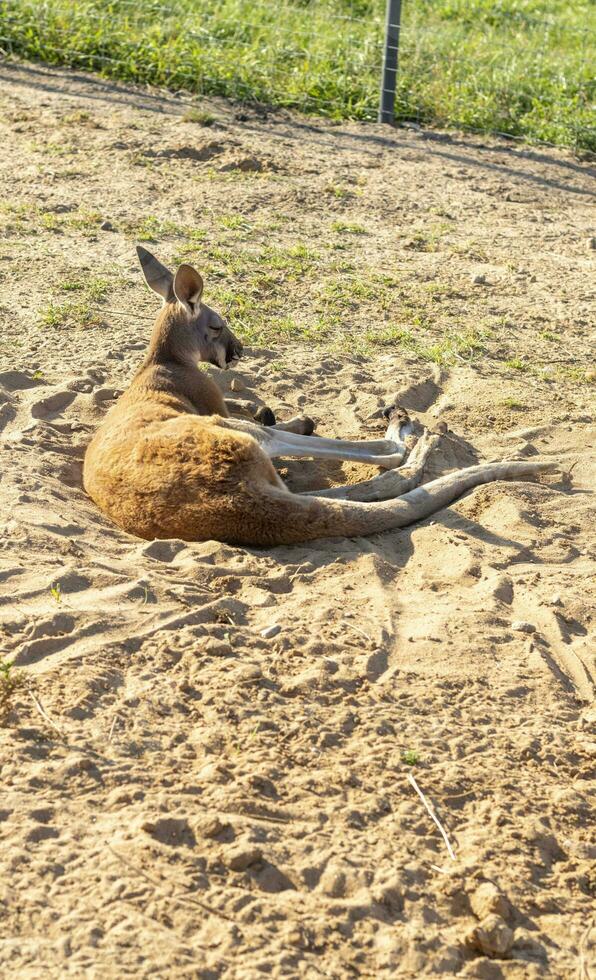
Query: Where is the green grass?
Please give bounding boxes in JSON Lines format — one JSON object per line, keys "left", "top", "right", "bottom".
{"left": 182, "top": 107, "right": 217, "bottom": 126}
{"left": 40, "top": 300, "right": 103, "bottom": 329}
{"left": 502, "top": 396, "right": 525, "bottom": 409}
{"left": 0, "top": 0, "right": 593, "bottom": 150}
{"left": 0, "top": 657, "right": 28, "bottom": 724}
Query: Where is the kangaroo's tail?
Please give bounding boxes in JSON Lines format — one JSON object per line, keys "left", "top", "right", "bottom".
{"left": 232, "top": 459, "right": 558, "bottom": 546}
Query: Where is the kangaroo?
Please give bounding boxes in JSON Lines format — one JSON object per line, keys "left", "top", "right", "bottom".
{"left": 83, "top": 247, "right": 558, "bottom": 546}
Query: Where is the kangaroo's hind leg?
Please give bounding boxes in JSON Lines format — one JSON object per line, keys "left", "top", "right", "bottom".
{"left": 302, "top": 429, "right": 439, "bottom": 501}
{"left": 216, "top": 411, "right": 415, "bottom": 469}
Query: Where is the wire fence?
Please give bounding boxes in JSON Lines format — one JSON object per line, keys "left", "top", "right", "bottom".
{"left": 0, "top": 0, "right": 594, "bottom": 151}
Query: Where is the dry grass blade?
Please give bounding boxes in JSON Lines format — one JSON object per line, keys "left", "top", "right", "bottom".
{"left": 108, "top": 712, "right": 120, "bottom": 742}
{"left": 578, "top": 918, "right": 594, "bottom": 980}
{"left": 407, "top": 772, "right": 456, "bottom": 862}
{"left": 29, "top": 690, "right": 65, "bottom": 738}
{"left": 343, "top": 621, "right": 374, "bottom": 644}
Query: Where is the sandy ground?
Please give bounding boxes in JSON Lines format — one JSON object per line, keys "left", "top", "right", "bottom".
{"left": 0, "top": 60, "right": 595, "bottom": 978}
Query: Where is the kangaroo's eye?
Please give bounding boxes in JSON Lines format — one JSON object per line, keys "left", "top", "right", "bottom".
{"left": 210, "top": 324, "right": 223, "bottom": 335}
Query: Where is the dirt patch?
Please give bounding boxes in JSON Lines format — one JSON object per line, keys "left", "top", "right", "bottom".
{"left": 0, "top": 61, "right": 594, "bottom": 978}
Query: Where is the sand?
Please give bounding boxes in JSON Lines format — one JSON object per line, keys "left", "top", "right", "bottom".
{"left": 0, "top": 60, "right": 594, "bottom": 978}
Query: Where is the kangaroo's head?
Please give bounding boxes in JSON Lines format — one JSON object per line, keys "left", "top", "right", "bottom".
{"left": 137, "top": 245, "right": 243, "bottom": 369}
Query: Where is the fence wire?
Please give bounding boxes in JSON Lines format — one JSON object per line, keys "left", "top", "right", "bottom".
{"left": 0, "top": 0, "right": 594, "bottom": 151}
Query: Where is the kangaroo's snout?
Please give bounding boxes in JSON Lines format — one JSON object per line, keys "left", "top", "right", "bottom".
{"left": 227, "top": 336, "right": 243, "bottom": 366}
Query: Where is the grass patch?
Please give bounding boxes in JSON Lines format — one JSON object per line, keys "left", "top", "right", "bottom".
{"left": 505, "top": 356, "right": 530, "bottom": 371}
{"left": 123, "top": 215, "right": 188, "bottom": 242}
{"left": 1, "top": 0, "right": 593, "bottom": 150}
{"left": 0, "top": 657, "right": 28, "bottom": 724}
{"left": 502, "top": 396, "right": 525, "bottom": 409}
{"left": 182, "top": 107, "right": 216, "bottom": 126}
{"left": 331, "top": 221, "right": 367, "bottom": 235}
{"left": 57, "top": 276, "right": 109, "bottom": 301}
{"left": 40, "top": 301, "right": 103, "bottom": 329}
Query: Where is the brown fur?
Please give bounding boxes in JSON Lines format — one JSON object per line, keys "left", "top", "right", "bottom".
{"left": 83, "top": 251, "right": 558, "bottom": 546}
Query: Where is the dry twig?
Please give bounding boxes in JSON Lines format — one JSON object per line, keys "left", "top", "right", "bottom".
{"left": 29, "top": 690, "right": 65, "bottom": 739}
{"left": 407, "top": 772, "right": 456, "bottom": 862}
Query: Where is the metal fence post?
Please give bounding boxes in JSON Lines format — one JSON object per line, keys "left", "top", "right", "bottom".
{"left": 378, "top": 0, "right": 402, "bottom": 123}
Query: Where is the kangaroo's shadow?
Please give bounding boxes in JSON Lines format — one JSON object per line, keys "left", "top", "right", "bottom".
{"left": 258, "top": 422, "right": 559, "bottom": 584}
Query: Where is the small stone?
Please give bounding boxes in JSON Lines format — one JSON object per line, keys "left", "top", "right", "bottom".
{"left": 92, "top": 387, "right": 123, "bottom": 405}
{"left": 587, "top": 237, "right": 596, "bottom": 250}
{"left": 318, "top": 864, "right": 346, "bottom": 898}
{"left": 224, "top": 844, "right": 262, "bottom": 872}
{"left": 236, "top": 664, "right": 263, "bottom": 684}
{"left": 260, "top": 624, "right": 281, "bottom": 639}
{"left": 586, "top": 368, "right": 596, "bottom": 383}
{"left": 100, "top": 220, "right": 115, "bottom": 231}
{"left": 202, "top": 637, "right": 233, "bottom": 658}
{"left": 466, "top": 913, "right": 514, "bottom": 958}
{"left": 67, "top": 379, "right": 93, "bottom": 393}
{"left": 471, "top": 273, "right": 486, "bottom": 285}
{"left": 230, "top": 377, "right": 245, "bottom": 392}
{"left": 59, "top": 754, "right": 99, "bottom": 778}
{"left": 551, "top": 594, "right": 563, "bottom": 606}
{"left": 197, "top": 815, "right": 225, "bottom": 839}
{"left": 197, "top": 762, "right": 230, "bottom": 784}
{"left": 470, "top": 882, "right": 510, "bottom": 921}
{"left": 512, "top": 621, "right": 535, "bottom": 634}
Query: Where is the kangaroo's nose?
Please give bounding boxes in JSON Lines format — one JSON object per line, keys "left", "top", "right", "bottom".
{"left": 227, "top": 338, "right": 243, "bottom": 363}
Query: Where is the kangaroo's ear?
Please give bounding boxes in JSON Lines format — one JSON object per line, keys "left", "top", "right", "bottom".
{"left": 173, "top": 264, "right": 204, "bottom": 313}
{"left": 136, "top": 245, "right": 174, "bottom": 302}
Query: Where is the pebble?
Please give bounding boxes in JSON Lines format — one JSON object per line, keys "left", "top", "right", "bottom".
{"left": 230, "top": 377, "right": 245, "bottom": 392}
{"left": 318, "top": 864, "right": 347, "bottom": 898}
{"left": 202, "top": 638, "right": 233, "bottom": 658}
{"left": 512, "top": 621, "right": 535, "bottom": 634}
{"left": 587, "top": 237, "right": 596, "bottom": 250}
{"left": 236, "top": 664, "right": 263, "bottom": 684}
{"left": 197, "top": 762, "right": 230, "bottom": 784}
{"left": 224, "top": 844, "right": 262, "bottom": 872}
{"left": 100, "top": 220, "right": 115, "bottom": 231}
{"left": 260, "top": 624, "right": 281, "bottom": 639}
{"left": 471, "top": 273, "right": 486, "bottom": 285}
{"left": 586, "top": 368, "right": 596, "bottom": 383}
{"left": 466, "top": 913, "right": 514, "bottom": 958}
{"left": 92, "top": 387, "right": 123, "bottom": 405}
{"left": 470, "top": 882, "right": 510, "bottom": 921}
{"left": 197, "top": 815, "right": 225, "bottom": 839}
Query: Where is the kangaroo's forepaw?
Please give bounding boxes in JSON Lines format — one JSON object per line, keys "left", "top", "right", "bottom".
{"left": 254, "top": 406, "right": 276, "bottom": 427}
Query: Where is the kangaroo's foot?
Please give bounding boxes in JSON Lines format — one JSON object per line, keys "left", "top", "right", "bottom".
{"left": 302, "top": 429, "right": 439, "bottom": 501}
{"left": 272, "top": 415, "right": 315, "bottom": 435}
